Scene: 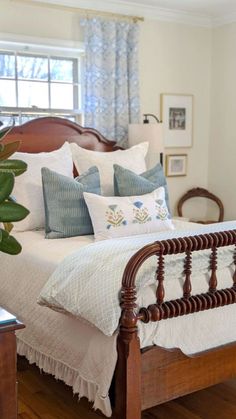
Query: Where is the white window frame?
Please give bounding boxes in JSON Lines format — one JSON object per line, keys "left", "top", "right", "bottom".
{"left": 0, "top": 33, "right": 84, "bottom": 124}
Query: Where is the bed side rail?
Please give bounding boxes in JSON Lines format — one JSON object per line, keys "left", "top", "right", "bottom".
{"left": 120, "top": 230, "right": 236, "bottom": 329}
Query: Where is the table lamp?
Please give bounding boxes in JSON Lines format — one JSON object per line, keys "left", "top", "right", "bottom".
{"left": 128, "top": 114, "right": 164, "bottom": 169}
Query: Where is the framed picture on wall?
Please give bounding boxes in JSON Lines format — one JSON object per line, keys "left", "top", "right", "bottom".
{"left": 160, "top": 94, "right": 193, "bottom": 147}
{"left": 166, "top": 154, "right": 187, "bottom": 177}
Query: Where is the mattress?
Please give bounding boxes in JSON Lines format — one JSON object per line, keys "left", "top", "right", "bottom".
{"left": 1, "top": 221, "right": 236, "bottom": 417}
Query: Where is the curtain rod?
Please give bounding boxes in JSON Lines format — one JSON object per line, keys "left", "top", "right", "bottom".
{"left": 12, "top": 0, "right": 144, "bottom": 23}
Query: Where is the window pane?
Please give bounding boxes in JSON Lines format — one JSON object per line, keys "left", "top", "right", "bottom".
{"left": 17, "top": 55, "right": 48, "bottom": 80}
{"left": 65, "top": 116, "right": 76, "bottom": 122}
{"left": 0, "top": 53, "right": 15, "bottom": 78}
{"left": 0, "top": 80, "right": 16, "bottom": 106}
{"left": 20, "top": 115, "right": 41, "bottom": 124}
{"left": 18, "top": 81, "right": 49, "bottom": 107}
{"left": 77, "top": 84, "right": 82, "bottom": 110}
{"left": 51, "top": 83, "right": 73, "bottom": 109}
{"left": 50, "top": 58, "right": 73, "bottom": 82}
{"left": 0, "top": 115, "right": 19, "bottom": 128}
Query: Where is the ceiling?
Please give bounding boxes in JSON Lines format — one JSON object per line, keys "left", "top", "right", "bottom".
{"left": 30, "top": 0, "right": 236, "bottom": 26}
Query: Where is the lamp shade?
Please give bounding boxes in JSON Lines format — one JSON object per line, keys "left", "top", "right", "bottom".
{"left": 128, "top": 123, "right": 164, "bottom": 169}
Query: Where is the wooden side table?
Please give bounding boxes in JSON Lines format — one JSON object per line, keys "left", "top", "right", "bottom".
{"left": 0, "top": 308, "right": 24, "bottom": 419}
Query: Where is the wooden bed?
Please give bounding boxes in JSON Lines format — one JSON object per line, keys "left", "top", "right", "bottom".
{"left": 4, "top": 117, "right": 236, "bottom": 419}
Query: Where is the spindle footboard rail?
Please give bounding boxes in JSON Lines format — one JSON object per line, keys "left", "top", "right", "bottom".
{"left": 114, "top": 230, "right": 236, "bottom": 419}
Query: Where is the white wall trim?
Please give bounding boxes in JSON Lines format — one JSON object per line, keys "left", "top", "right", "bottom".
{"left": 0, "top": 32, "right": 84, "bottom": 55}
{"left": 28, "top": 0, "right": 236, "bottom": 28}
{"left": 212, "top": 12, "right": 236, "bottom": 27}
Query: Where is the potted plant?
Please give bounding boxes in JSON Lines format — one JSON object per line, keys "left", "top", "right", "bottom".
{"left": 0, "top": 125, "right": 29, "bottom": 255}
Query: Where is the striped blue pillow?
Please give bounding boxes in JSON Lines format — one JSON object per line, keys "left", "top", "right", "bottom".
{"left": 114, "top": 163, "right": 170, "bottom": 213}
{"left": 42, "top": 166, "right": 100, "bottom": 238}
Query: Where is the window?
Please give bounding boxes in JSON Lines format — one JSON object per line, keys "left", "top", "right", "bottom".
{"left": 0, "top": 40, "right": 83, "bottom": 127}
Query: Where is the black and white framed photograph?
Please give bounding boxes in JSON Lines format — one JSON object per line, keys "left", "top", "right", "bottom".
{"left": 166, "top": 154, "right": 187, "bottom": 177}
{"left": 161, "top": 94, "right": 193, "bottom": 147}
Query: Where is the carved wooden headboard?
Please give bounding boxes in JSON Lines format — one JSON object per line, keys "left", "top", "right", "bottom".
{"left": 3, "top": 116, "right": 117, "bottom": 153}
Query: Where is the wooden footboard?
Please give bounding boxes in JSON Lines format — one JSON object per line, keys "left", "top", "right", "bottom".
{"left": 114, "top": 229, "right": 236, "bottom": 419}
{"left": 141, "top": 343, "right": 236, "bottom": 410}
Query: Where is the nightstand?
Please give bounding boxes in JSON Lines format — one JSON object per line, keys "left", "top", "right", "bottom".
{"left": 0, "top": 308, "right": 24, "bottom": 419}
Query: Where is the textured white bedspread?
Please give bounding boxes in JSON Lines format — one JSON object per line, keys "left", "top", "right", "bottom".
{"left": 1, "top": 220, "right": 236, "bottom": 417}
{"left": 39, "top": 221, "right": 235, "bottom": 336}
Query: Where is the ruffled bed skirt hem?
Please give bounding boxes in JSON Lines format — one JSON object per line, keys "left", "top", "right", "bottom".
{"left": 17, "top": 338, "right": 112, "bottom": 417}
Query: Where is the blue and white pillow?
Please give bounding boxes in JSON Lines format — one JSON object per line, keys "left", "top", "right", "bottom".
{"left": 113, "top": 163, "right": 170, "bottom": 213}
{"left": 42, "top": 166, "right": 100, "bottom": 238}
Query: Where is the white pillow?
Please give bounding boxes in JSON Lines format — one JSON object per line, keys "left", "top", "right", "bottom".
{"left": 70, "top": 142, "right": 148, "bottom": 195}
{"left": 13, "top": 142, "right": 73, "bottom": 231}
{"left": 84, "top": 186, "right": 174, "bottom": 240}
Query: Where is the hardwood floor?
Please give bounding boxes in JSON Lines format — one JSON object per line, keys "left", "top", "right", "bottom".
{"left": 17, "top": 360, "right": 236, "bottom": 419}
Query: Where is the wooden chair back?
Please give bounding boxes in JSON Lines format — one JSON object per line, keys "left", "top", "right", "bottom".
{"left": 177, "top": 187, "right": 224, "bottom": 224}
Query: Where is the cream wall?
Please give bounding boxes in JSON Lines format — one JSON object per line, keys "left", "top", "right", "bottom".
{"left": 208, "top": 23, "right": 236, "bottom": 221}
{"left": 0, "top": 0, "right": 83, "bottom": 41}
{"left": 0, "top": 1, "right": 213, "bottom": 216}
{"left": 139, "top": 21, "right": 211, "bottom": 215}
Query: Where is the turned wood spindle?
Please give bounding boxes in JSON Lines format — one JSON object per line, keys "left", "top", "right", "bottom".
{"left": 209, "top": 247, "right": 218, "bottom": 293}
{"left": 183, "top": 250, "right": 192, "bottom": 299}
{"left": 156, "top": 249, "right": 165, "bottom": 305}
{"left": 136, "top": 230, "right": 236, "bottom": 324}
{"left": 233, "top": 245, "right": 236, "bottom": 289}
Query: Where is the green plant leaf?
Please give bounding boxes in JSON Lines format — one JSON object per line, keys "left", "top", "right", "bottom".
{"left": 0, "top": 125, "right": 27, "bottom": 257}
{"left": 0, "top": 228, "right": 22, "bottom": 255}
{"left": 0, "top": 159, "right": 27, "bottom": 176}
{"left": 0, "top": 126, "right": 14, "bottom": 141}
{"left": 0, "top": 141, "right": 21, "bottom": 160}
{"left": 0, "top": 202, "right": 30, "bottom": 222}
{"left": 0, "top": 172, "right": 14, "bottom": 203}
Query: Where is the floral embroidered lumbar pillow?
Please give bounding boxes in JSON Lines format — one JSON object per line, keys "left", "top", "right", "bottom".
{"left": 83, "top": 187, "right": 174, "bottom": 240}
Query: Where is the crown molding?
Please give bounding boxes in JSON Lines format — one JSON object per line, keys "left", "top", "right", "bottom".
{"left": 27, "top": 0, "right": 211, "bottom": 27}
{"left": 211, "top": 12, "right": 236, "bottom": 27}
{"left": 27, "top": 0, "right": 236, "bottom": 28}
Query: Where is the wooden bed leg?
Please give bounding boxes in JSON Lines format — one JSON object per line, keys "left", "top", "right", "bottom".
{"left": 114, "top": 328, "right": 141, "bottom": 419}
{"left": 114, "top": 259, "right": 143, "bottom": 419}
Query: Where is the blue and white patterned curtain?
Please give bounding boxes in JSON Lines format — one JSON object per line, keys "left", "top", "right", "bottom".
{"left": 81, "top": 18, "right": 140, "bottom": 143}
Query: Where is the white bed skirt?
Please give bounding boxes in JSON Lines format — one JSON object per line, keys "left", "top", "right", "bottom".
{"left": 17, "top": 338, "right": 113, "bottom": 416}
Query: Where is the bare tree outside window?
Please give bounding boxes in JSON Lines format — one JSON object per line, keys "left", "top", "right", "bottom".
{"left": 0, "top": 50, "right": 82, "bottom": 126}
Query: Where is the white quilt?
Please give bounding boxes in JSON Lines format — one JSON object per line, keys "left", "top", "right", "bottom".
{"left": 38, "top": 221, "right": 235, "bottom": 336}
